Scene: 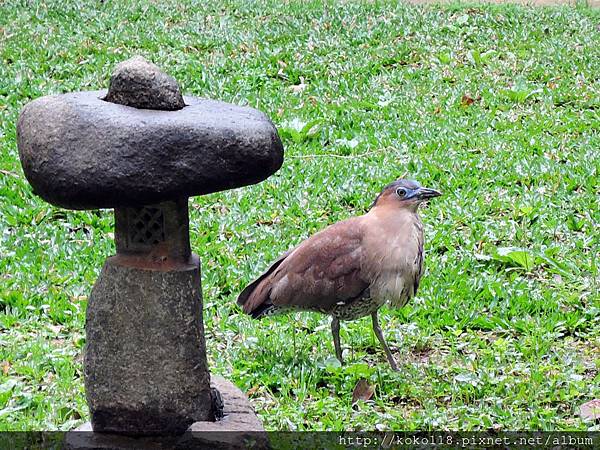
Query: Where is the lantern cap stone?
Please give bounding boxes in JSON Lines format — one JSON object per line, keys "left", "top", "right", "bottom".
{"left": 17, "top": 62, "right": 284, "bottom": 210}
{"left": 104, "top": 56, "right": 185, "bottom": 111}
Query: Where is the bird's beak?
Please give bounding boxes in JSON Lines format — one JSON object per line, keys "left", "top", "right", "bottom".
{"left": 415, "top": 187, "right": 442, "bottom": 200}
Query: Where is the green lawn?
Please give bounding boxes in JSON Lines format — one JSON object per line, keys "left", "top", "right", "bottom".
{"left": 1, "top": 0, "right": 599, "bottom": 432}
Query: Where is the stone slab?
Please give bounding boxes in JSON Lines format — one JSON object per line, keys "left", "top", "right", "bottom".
{"left": 17, "top": 90, "right": 284, "bottom": 209}
{"left": 64, "top": 376, "right": 268, "bottom": 450}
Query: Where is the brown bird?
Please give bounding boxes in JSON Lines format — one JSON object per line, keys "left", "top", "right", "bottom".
{"left": 237, "top": 179, "right": 441, "bottom": 370}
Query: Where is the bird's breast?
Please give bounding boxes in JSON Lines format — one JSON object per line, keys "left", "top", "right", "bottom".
{"left": 362, "top": 212, "right": 423, "bottom": 308}
{"left": 370, "top": 271, "right": 412, "bottom": 308}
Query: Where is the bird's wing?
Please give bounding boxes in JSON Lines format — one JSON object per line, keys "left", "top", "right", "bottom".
{"left": 412, "top": 230, "right": 424, "bottom": 295}
{"left": 238, "top": 217, "right": 369, "bottom": 316}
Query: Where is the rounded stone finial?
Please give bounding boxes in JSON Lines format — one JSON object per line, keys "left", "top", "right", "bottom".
{"left": 104, "top": 56, "right": 185, "bottom": 111}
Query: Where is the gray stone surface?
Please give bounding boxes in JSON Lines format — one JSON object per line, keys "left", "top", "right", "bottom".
{"left": 17, "top": 90, "right": 284, "bottom": 209}
{"left": 65, "top": 376, "right": 268, "bottom": 450}
{"left": 85, "top": 254, "right": 213, "bottom": 436}
{"left": 179, "top": 376, "right": 268, "bottom": 449}
{"left": 104, "top": 56, "right": 185, "bottom": 111}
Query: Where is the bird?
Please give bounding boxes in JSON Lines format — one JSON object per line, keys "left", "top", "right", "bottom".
{"left": 237, "top": 179, "right": 441, "bottom": 370}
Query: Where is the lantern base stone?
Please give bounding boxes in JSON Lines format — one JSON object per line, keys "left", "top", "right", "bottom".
{"left": 65, "top": 376, "right": 267, "bottom": 450}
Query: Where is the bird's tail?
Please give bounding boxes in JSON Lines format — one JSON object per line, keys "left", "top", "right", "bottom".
{"left": 237, "top": 251, "right": 291, "bottom": 318}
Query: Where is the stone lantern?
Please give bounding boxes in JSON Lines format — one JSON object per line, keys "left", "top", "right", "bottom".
{"left": 16, "top": 57, "right": 283, "bottom": 444}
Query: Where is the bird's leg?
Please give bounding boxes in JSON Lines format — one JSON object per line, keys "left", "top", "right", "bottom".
{"left": 371, "top": 311, "right": 398, "bottom": 371}
{"left": 292, "top": 319, "right": 296, "bottom": 356}
{"left": 331, "top": 317, "right": 343, "bottom": 364}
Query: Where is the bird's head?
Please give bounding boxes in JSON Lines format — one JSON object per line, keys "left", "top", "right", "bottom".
{"left": 371, "top": 179, "right": 441, "bottom": 212}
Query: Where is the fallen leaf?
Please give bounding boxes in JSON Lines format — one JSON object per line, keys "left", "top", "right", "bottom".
{"left": 351, "top": 379, "right": 375, "bottom": 405}
{"left": 0, "top": 361, "right": 9, "bottom": 376}
{"left": 44, "top": 372, "right": 55, "bottom": 383}
{"left": 580, "top": 399, "right": 600, "bottom": 422}
{"left": 553, "top": 274, "right": 563, "bottom": 284}
{"left": 247, "top": 385, "right": 260, "bottom": 397}
{"left": 461, "top": 94, "right": 475, "bottom": 106}
{"left": 47, "top": 324, "right": 63, "bottom": 334}
{"left": 290, "top": 78, "right": 308, "bottom": 93}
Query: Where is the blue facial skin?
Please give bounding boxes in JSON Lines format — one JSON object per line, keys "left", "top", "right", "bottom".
{"left": 371, "top": 180, "right": 441, "bottom": 210}
{"left": 395, "top": 183, "right": 442, "bottom": 201}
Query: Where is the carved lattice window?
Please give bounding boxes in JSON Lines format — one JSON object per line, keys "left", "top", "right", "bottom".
{"left": 128, "top": 207, "right": 165, "bottom": 245}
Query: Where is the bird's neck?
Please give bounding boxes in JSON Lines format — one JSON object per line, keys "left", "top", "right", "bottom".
{"left": 367, "top": 204, "right": 421, "bottom": 228}
{"left": 362, "top": 205, "right": 424, "bottom": 254}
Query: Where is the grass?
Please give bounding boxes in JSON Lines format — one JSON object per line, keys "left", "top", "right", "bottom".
{"left": 1, "top": 0, "right": 599, "bottom": 432}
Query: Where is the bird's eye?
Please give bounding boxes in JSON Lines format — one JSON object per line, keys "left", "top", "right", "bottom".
{"left": 396, "top": 188, "right": 407, "bottom": 198}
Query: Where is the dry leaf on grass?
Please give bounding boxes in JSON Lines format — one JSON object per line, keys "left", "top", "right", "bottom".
{"left": 289, "top": 77, "right": 308, "bottom": 93}
{"left": 461, "top": 94, "right": 475, "bottom": 106}
{"left": 579, "top": 399, "right": 600, "bottom": 421}
{"left": 352, "top": 379, "right": 375, "bottom": 405}
{"left": 247, "top": 385, "right": 260, "bottom": 397}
